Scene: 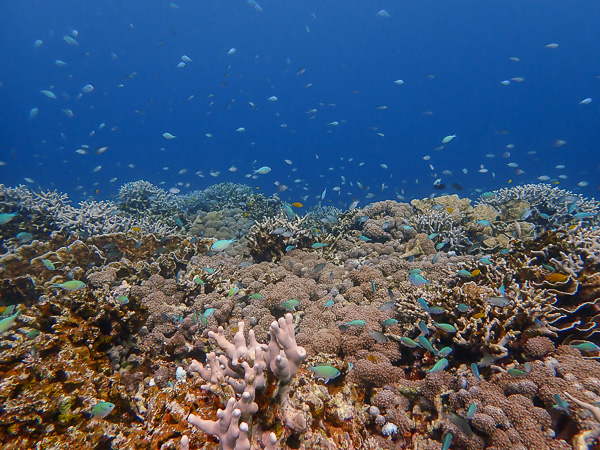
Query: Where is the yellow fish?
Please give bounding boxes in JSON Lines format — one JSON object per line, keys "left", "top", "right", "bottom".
{"left": 291, "top": 202, "right": 304, "bottom": 208}
{"left": 545, "top": 273, "right": 568, "bottom": 283}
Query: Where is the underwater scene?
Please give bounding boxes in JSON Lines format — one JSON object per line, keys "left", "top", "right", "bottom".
{"left": 1, "top": 1, "right": 600, "bottom": 449}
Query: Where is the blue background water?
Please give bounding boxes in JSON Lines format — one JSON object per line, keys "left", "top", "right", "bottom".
{"left": 1, "top": 0, "right": 599, "bottom": 209}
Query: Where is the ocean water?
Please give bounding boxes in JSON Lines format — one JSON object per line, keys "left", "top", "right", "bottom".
{"left": 1, "top": 0, "right": 599, "bottom": 207}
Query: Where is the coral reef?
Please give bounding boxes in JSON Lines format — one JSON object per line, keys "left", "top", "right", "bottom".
{"left": 0, "top": 182, "right": 599, "bottom": 449}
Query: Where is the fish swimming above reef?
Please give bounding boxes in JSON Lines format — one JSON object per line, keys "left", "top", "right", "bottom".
{"left": 0, "top": 309, "right": 22, "bottom": 334}
{"left": 253, "top": 166, "right": 271, "bottom": 175}
{"left": 50, "top": 280, "right": 86, "bottom": 291}
{"left": 308, "top": 364, "right": 340, "bottom": 383}
{"left": 339, "top": 320, "right": 366, "bottom": 331}
{"left": 409, "top": 273, "right": 430, "bottom": 286}
{"left": 90, "top": 401, "right": 115, "bottom": 419}
{"left": 211, "top": 238, "right": 236, "bottom": 252}
{"left": 0, "top": 211, "right": 18, "bottom": 225}
{"left": 427, "top": 358, "right": 448, "bottom": 373}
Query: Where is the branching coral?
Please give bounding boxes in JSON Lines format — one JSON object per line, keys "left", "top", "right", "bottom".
{"left": 187, "top": 314, "right": 306, "bottom": 449}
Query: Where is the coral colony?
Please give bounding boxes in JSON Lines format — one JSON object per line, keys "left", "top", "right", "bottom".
{"left": 1, "top": 181, "right": 600, "bottom": 449}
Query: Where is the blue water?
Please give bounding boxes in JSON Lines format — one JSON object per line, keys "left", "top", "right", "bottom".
{"left": 1, "top": 0, "right": 599, "bottom": 208}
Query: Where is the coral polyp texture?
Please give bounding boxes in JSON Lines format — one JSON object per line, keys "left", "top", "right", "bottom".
{"left": 0, "top": 182, "right": 599, "bottom": 449}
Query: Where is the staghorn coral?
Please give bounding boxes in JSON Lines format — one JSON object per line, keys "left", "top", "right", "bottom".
{"left": 245, "top": 213, "right": 315, "bottom": 262}
{"left": 476, "top": 184, "right": 600, "bottom": 229}
{"left": 116, "top": 180, "right": 180, "bottom": 216}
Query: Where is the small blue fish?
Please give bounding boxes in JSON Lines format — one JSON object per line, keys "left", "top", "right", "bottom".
{"left": 438, "top": 347, "right": 453, "bottom": 357}
{"left": 479, "top": 257, "right": 493, "bottom": 265}
{"left": 427, "top": 358, "right": 448, "bottom": 373}
{"left": 432, "top": 251, "right": 442, "bottom": 263}
{"left": 211, "top": 238, "right": 236, "bottom": 252}
{"left": 324, "top": 299, "right": 335, "bottom": 307}
{"left": 285, "top": 245, "right": 296, "bottom": 252}
{"left": 308, "top": 364, "right": 340, "bottom": 383}
{"left": 379, "top": 301, "right": 395, "bottom": 311}
{"left": 51, "top": 280, "right": 86, "bottom": 291}
{"left": 476, "top": 220, "right": 491, "bottom": 227}
{"left": 471, "top": 362, "right": 480, "bottom": 380}
{"left": 0, "top": 309, "right": 22, "bottom": 334}
{"left": 552, "top": 394, "right": 569, "bottom": 413}
{"left": 370, "top": 280, "right": 376, "bottom": 293}
{"left": 345, "top": 320, "right": 366, "bottom": 327}
{"left": 26, "top": 329, "right": 40, "bottom": 339}
{"left": 369, "top": 330, "right": 388, "bottom": 343}
{"left": 435, "top": 242, "right": 445, "bottom": 250}
{"left": 428, "top": 232, "right": 439, "bottom": 240}
{"left": 2, "top": 305, "right": 15, "bottom": 317}
{"left": 203, "top": 267, "right": 216, "bottom": 274}
{"left": 433, "top": 322, "right": 456, "bottom": 333}
{"left": 116, "top": 295, "right": 129, "bottom": 304}
{"left": 418, "top": 336, "right": 438, "bottom": 355}
{"left": 573, "top": 212, "right": 594, "bottom": 219}
{"left": 311, "top": 243, "right": 327, "bottom": 249}
{"left": 521, "top": 209, "right": 533, "bottom": 220}
{"left": 280, "top": 299, "right": 300, "bottom": 310}
{"left": 417, "top": 298, "right": 430, "bottom": 311}
{"left": 418, "top": 321, "right": 429, "bottom": 336}
{"left": 457, "top": 269, "right": 472, "bottom": 278}
{"left": 387, "top": 288, "right": 395, "bottom": 301}
{"left": 382, "top": 318, "right": 398, "bottom": 326}
{"left": 401, "top": 225, "right": 412, "bottom": 231}
{"left": 41, "top": 259, "right": 55, "bottom": 270}
{"left": 282, "top": 203, "right": 295, "bottom": 220}
{"left": 359, "top": 235, "right": 372, "bottom": 242}
{"left": 16, "top": 232, "right": 33, "bottom": 243}
{"left": 480, "top": 192, "right": 495, "bottom": 199}
{"left": 537, "top": 211, "right": 550, "bottom": 220}
{"left": 202, "top": 308, "right": 216, "bottom": 318}
{"left": 0, "top": 212, "right": 18, "bottom": 225}
{"left": 409, "top": 273, "right": 430, "bottom": 287}
{"left": 456, "top": 303, "right": 470, "bottom": 313}
{"left": 400, "top": 337, "right": 419, "bottom": 348}
{"left": 91, "top": 401, "right": 115, "bottom": 419}
{"left": 253, "top": 166, "right": 271, "bottom": 174}
{"left": 173, "top": 217, "right": 184, "bottom": 228}
{"left": 507, "top": 368, "right": 527, "bottom": 377}
{"left": 428, "top": 306, "right": 446, "bottom": 315}
{"left": 358, "top": 216, "right": 369, "bottom": 224}
{"left": 570, "top": 341, "right": 600, "bottom": 352}
{"left": 466, "top": 403, "right": 477, "bottom": 419}
{"left": 408, "top": 268, "right": 422, "bottom": 274}
{"left": 568, "top": 201, "right": 578, "bottom": 214}
{"left": 441, "top": 432, "right": 453, "bottom": 450}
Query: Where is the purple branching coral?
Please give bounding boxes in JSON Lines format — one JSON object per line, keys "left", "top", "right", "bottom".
{"left": 186, "top": 313, "right": 306, "bottom": 449}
